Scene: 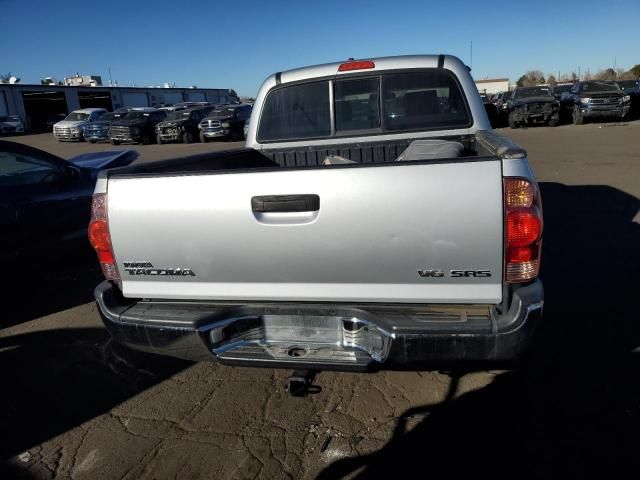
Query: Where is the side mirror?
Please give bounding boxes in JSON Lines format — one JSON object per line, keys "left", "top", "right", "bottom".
{"left": 64, "top": 165, "right": 82, "bottom": 179}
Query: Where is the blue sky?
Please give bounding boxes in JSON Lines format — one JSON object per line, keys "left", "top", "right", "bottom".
{"left": 2, "top": 0, "right": 638, "bottom": 96}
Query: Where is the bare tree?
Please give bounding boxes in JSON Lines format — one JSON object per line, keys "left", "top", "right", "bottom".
{"left": 595, "top": 68, "right": 617, "bottom": 81}
{"left": 516, "top": 70, "right": 546, "bottom": 87}
{"left": 546, "top": 74, "right": 557, "bottom": 85}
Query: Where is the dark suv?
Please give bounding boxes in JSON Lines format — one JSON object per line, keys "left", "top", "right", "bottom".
{"left": 198, "top": 104, "right": 252, "bottom": 142}
{"left": 83, "top": 110, "right": 130, "bottom": 143}
{"left": 507, "top": 86, "right": 560, "bottom": 128}
{"left": 155, "top": 107, "right": 213, "bottom": 144}
{"left": 563, "top": 81, "right": 631, "bottom": 124}
{"left": 109, "top": 109, "right": 167, "bottom": 145}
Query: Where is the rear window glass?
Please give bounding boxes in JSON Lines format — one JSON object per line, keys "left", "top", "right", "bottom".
{"left": 258, "top": 81, "right": 331, "bottom": 141}
{"left": 257, "top": 70, "right": 471, "bottom": 142}
{"left": 382, "top": 72, "right": 470, "bottom": 131}
{"left": 335, "top": 78, "right": 380, "bottom": 131}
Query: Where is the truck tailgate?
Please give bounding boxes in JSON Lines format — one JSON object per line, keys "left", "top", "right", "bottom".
{"left": 107, "top": 159, "right": 504, "bottom": 303}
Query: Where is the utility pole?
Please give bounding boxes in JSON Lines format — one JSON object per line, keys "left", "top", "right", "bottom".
{"left": 108, "top": 67, "right": 113, "bottom": 87}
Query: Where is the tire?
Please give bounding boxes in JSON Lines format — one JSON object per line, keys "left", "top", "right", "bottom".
{"left": 182, "top": 131, "right": 194, "bottom": 144}
{"left": 199, "top": 133, "right": 207, "bottom": 143}
{"left": 508, "top": 112, "right": 518, "bottom": 129}
{"left": 141, "top": 133, "right": 151, "bottom": 145}
{"left": 572, "top": 106, "right": 584, "bottom": 125}
{"left": 111, "top": 139, "right": 120, "bottom": 145}
{"left": 547, "top": 117, "right": 559, "bottom": 127}
{"left": 156, "top": 134, "right": 163, "bottom": 145}
{"left": 89, "top": 139, "right": 97, "bottom": 144}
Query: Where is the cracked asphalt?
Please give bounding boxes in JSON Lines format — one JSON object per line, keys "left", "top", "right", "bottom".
{"left": 2, "top": 122, "right": 640, "bottom": 479}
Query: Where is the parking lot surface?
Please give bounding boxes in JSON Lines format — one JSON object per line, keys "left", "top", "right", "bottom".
{"left": 2, "top": 122, "right": 640, "bottom": 479}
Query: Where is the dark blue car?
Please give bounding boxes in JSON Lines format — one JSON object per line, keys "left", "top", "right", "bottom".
{"left": 617, "top": 79, "right": 640, "bottom": 118}
{"left": 0, "top": 140, "right": 138, "bottom": 265}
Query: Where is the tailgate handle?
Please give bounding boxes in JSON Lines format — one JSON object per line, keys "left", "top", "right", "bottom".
{"left": 251, "top": 194, "right": 320, "bottom": 213}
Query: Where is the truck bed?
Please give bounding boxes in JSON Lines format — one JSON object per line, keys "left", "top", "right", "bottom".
{"left": 107, "top": 130, "right": 523, "bottom": 178}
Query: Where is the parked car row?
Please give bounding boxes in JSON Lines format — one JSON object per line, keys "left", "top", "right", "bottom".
{"left": 52, "top": 103, "right": 252, "bottom": 144}
{"left": 485, "top": 79, "right": 636, "bottom": 128}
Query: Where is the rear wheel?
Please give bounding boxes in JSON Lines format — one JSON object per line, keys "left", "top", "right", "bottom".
{"left": 141, "top": 133, "right": 152, "bottom": 145}
{"left": 182, "top": 131, "right": 194, "bottom": 144}
{"left": 572, "top": 106, "right": 584, "bottom": 125}
{"left": 508, "top": 112, "right": 519, "bottom": 129}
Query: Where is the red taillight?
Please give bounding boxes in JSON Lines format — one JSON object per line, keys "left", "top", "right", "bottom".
{"left": 506, "top": 208, "right": 542, "bottom": 247}
{"left": 504, "top": 178, "right": 543, "bottom": 283}
{"left": 338, "top": 60, "right": 375, "bottom": 72}
{"left": 88, "top": 193, "right": 120, "bottom": 281}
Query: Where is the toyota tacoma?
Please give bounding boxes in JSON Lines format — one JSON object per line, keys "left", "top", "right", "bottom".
{"left": 91, "top": 55, "right": 544, "bottom": 373}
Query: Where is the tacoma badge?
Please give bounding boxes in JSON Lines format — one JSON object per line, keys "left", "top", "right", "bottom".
{"left": 123, "top": 261, "right": 196, "bottom": 276}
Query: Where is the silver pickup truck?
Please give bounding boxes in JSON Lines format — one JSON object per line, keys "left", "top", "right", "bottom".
{"left": 91, "top": 55, "right": 543, "bottom": 373}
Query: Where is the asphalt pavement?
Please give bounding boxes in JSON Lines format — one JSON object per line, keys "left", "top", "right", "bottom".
{"left": 2, "top": 122, "right": 640, "bottom": 479}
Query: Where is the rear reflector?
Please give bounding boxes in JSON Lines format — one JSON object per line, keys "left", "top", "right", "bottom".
{"left": 506, "top": 208, "right": 542, "bottom": 247}
{"left": 504, "top": 178, "right": 543, "bottom": 283}
{"left": 338, "top": 60, "right": 375, "bottom": 72}
{"left": 89, "top": 193, "right": 120, "bottom": 282}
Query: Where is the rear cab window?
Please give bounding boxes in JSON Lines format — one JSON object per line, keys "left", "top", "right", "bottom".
{"left": 257, "top": 69, "right": 471, "bottom": 142}
{"left": 257, "top": 82, "right": 331, "bottom": 141}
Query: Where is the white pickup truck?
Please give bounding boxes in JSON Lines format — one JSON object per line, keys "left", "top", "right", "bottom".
{"left": 91, "top": 55, "right": 543, "bottom": 374}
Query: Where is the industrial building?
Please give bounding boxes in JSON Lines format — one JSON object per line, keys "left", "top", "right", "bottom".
{"left": 0, "top": 84, "right": 237, "bottom": 131}
{"left": 475, "top": 78, "right": 510, "bottom": 95}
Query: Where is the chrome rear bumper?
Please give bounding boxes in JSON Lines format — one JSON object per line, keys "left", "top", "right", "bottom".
{"left": 95, "top": 280, "right": 543, "bottom": 370}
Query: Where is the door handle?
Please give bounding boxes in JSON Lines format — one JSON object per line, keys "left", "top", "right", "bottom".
{"left": 251, "top": 194, "right": 320, "bottom": 213}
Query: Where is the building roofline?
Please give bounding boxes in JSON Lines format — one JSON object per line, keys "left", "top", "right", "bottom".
{"left": 0, "top": 84, "right": 231, "bottom": 92}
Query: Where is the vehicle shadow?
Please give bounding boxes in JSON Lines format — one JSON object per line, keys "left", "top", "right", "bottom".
{"left": 3, "top": 246, "right": 102, "bottom": 329}
{"left": 317, "top": 182, "right": 640, "bottom": 479}
{"left": 0, "top": 327, "right": 192, "bottom": 477}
